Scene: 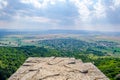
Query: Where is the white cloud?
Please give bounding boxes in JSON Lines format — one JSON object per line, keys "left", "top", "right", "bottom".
{"left": 49, "top": 0, "right": 56, "bottom": 5}
{"left": 21, "top": 0, "right": 51, "bottom": 8}
{"left": 13, "top": 12, "right": 60, "bottom": 25}
{"left": 70, "top": 0, "right": 92, "bottom": 22}
{"left": 113, "top": 0, "right": 120, "bottom": 7}
{"left": 49, "top": 0, "right": 66, "bottom": 5}
{"left": 20, "top": 0, "right": 66, "bottom": 8}
{"left": 93, "top": 0, "right": 106, "bottom": 18}
{"left": 110, "top": 0, "right": 120, "bottom": 10}
{"left": 20, "top": 0, "right": 30, "bottom": 3}
{"left": 23, "top": 16, "right": 58, "bottom": 23}
{"left": 15, "top": 16, "right": 49, "bottom": 22}
{"left": 0, "top": 0, "right": 8, "bottom": 9}
{"left": 59, "top": 0, "right": 66, "bottom": 3}
{"left": 0, "top": 13, "right": 60, "bottom": 30}
{"left": 70, "top": 0, "right": 107, "bottom": 23}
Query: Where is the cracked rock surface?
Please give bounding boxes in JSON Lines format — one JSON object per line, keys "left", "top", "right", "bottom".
{"left": 9, "top": 57, "right": 109, "bottom": 80}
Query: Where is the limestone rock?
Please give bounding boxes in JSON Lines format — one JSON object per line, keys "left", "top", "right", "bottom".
{"left": 8, "top": 57, "right": 109, "bottom": 80}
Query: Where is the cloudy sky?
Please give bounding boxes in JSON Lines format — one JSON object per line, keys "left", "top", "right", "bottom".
{"left": 0, "top": 0, "right": 120, "bottom": 31}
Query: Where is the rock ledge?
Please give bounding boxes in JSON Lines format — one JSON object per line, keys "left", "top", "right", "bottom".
{"left": 9, "top": 57, "right": 109, "bottom": 80}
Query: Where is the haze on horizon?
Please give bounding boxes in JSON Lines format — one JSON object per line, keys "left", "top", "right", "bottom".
{"left": 0, "top": 0, "right": 120, "bottom": 32}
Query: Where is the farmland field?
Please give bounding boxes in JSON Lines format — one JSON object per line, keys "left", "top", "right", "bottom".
{"left": 0, "top": 30, "right": 120, "bottom": 80}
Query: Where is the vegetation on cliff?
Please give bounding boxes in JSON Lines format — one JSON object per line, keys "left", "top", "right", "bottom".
{"left": 0, "top": 38, "right": 120, "bottom": 80}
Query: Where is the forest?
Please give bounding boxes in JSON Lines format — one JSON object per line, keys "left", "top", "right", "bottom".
{"left": 0, "top": 38, "right": 120, "bottom": 80}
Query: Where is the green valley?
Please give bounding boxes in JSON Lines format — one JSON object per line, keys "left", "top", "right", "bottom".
{"left": 0, "top": 30, "right": 120, "bottom": 80}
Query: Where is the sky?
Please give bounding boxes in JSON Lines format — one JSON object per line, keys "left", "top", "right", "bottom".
{"left": 0, "top": 0, "right": 120, "bottom": 32}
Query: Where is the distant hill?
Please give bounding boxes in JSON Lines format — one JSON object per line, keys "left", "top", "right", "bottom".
{"left": 0, "top": 29, "right": 120, "bottom": 36}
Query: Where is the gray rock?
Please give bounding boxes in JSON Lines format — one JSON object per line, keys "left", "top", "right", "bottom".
{"left": 8, "top": 57, "right": 110, "bottom": 80}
